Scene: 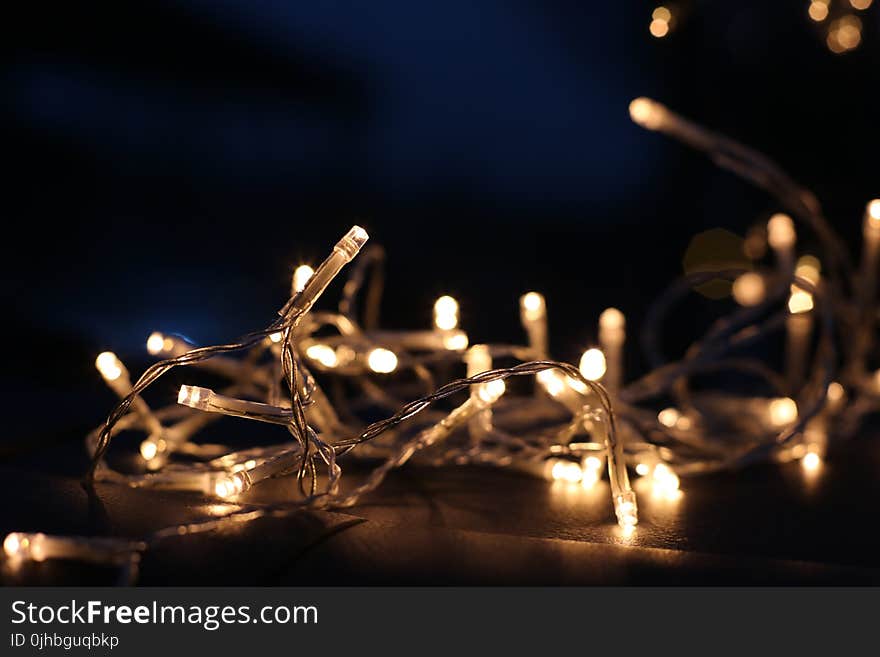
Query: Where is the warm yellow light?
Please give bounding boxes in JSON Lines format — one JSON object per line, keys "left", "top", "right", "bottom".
{"left": 367, "top": 347, "right": 398, "bottom": 373}
{"left": 635, "top": 462, "right": 651, "bottom": 476}
{"left": 3, "top": 532, "right": 22, "bottom": 558}
{"left": 477, "top": 379, "right": 506, "bottom": 403}
{"left": 269, "top": 332, "right": 283, "bottom": 343}
{"left": 732, "top": 272, "right": 765, "bottom": 307}
{"left": 788, "top": 290, "right": 814, "bottom": 314}
{"left": 827, "top": 381, "right": 845, "bottom": 403}
{"left": 579, "top": 348, "right": 607, "bottom": 381}
{"left": 139, "top": 440, "right": 158, "bottom": 460}
{"left": 809, "top": 1, "right": 829, "bottom": 21}
{"left": 652, "top": 463, "right": 680, "bottom": 492}
{"left": 433, "top": 295, "right": 459, "bottom": 331}
{"left": 769, "top": 397, "right": 798, "bottom": 426}
{"left": 537, "top": 369, "right": 566, "bottom": 396}
{"left": 850, "top": 0, "right": 873, "bottom": 9}
{"left": 306, "top": 343, "right": 338, "bottom": 368}
{"left": 802, "top": 451, "right": 822, "bottom": 471}
{"left": 652, "top": 6, "right": 671, "bottom": 21}
{"left": 629, "top": 97, "right": 665, "bottom": 130}
{"left": 599, "top": 307, "right": 625, "bottom": 332}
{"left": 657, "top": 407, "right": 680, "bottom": 428}
{"left": 795, "top": 255, "right": 821, "bottom": 286}
{"left": 146, "top": 332, "right": 165, "bottom": 355}
{"left": 520, "top": 291, "right": 546, "bottom": 321}
{"left": 551, "top": 461, "right": 582, "bottom": 484}
{"left": 214, "top": 473, "right": 245, "bottom": 499}
{"left": 767, "top": 213, "right": 796, "bottom": 249}
{"left": 650, "top": 18, "right": 669, "bottom": 37}
{"left": 95, "top": 351, "right": 123, "bottom": 381}
{"left": 867, "top": 200, "right": 880, "bottom": 228}
{"left": 292, "top": 265, "right": 315, "bottom": 294}
{"left": 443, "top": 332, "right": 468, "bottom": 351}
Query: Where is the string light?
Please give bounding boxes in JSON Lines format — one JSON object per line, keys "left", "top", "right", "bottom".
{"left": 14, "top": 102, "right": 880, "bottom": 582}
{"left": 292, "top": 264, "right": 315, "bottom": 295}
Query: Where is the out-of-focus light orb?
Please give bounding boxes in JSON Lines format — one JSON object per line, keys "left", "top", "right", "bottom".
{"left": 599, "top": 307, "right": 625, "bottom": 332}
{"left": 850, "top": 0, "right": 872, "bottom": 8}
{"left": 629, "top": 97, "right": 665, "bottom": 130}
{"left": 652, "top": 463, "right": 680, "bottom": 492}
{"left": 306, "top": 343, "right": 338, "bottom": 368}
{"left": 657, "top": 407, "right": 680, "bottom": 428}
{"left": 434, "top": 295, "right": 459, "bottom": 330}
{"left": 292, "top": 265, "right": 315, "bottom": 294}
{"left": 140, "top": 440, "right": 158, "bottom": 460}
{"left": 652, "top": 6, "right": 671, "bottom": 21}
{"left": 95, "top": 351, "right": 123, "bottom": 381}
{"left": 769, "top": 397, "right": 798, "bottom": 426}
{"left": 802, "top": 451, "right": 822, "bottom": 471}
{"left": 788, "top": 290, "right": 814, "bottom": 314}
{"left": 551, "top": 461, "right": 582, "bottom": 484}
{"left": 827, "top": 381, "right": 845, "bottom": 403}
{"left": 650, "top": 18, "right": 669, "bottom": 37}
{"left": 520, "top": 291, "right": 546, "bottom": 321}
{"left": 478, "top": 379, "right": 506, "bottom": 403}
{"left": 732, "top": 272, "right": 765, "bottom": 307}
{"left": 4, "top": 532, "right": 22, "bottom": 558}
{"left": 809, "top": 1, "right": 829, "bottom": 21}
{"left": 635, "top": 462, "right": 651, "bottom": 476}
{"left": 867, "top": 200, "right": 880, "bottom": 227}
{"left": 579, "top": 348, "right": 607, "bottom": 381}
{"left": 443, "top": 332, "right": 469, "bottom": 351}
{"left": 269, "top": 332, "right": 283, "bottom": 343}
{"left": 146, "top": 332, "right": 165, "bottom": 355}
{"left": 767, "top": 214, "right": 796, "bottom": 249}
{"left": 367, "top": 347, "right": 398, "bottom": 373}
{"left": 537, "top": 369, "right": 566, "bottom": 396}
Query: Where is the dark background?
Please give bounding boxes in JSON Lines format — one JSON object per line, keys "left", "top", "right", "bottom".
{"left": 2, "top": 1, "right": 880, "bottom": 584}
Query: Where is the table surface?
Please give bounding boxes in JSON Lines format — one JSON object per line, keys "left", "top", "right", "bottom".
{"left": 3, "top": 418, "right": 880, "bottom": 585}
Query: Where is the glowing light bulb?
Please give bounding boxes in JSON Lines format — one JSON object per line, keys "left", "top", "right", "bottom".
{"left": 520, "top": 292, "right": 545, "bottom": 322}
{"left": 140, "top": 440, "right": 158, "bottom": 460}
{"left": 769, "top": 397, "right": 798, "bottom": 426}
{"left": 635, "top": 462, "right": 651, "bottom": 476}
{"left": 657, "top": 407, "right": 680, "bottom": 428}
{"left": 306, "top": 343, "right": 338, "bottom": 368}
{"left": 537, "top": 369, "right": 566, "bottom": 396}
{"left": 269, "top": 332, "right": 282, "bottom": 343}
{"left": 850, "top": 0, "right": 872, "bottom": 9}
{"left": 809, "top": 1, "right": 829, "bottom": 21}
{"left": 477, "top": 379, "right": 506, "bottom": 403}
{"left": 146, "top": 332, "right": 165, "bottom": 355}
{"left": 599, "top": 307, "right": 625, "bottom": 333}
{"left": 614, "top": 492, "right": 639, "bottom": 528}
{"left": 433, "top": 295, "right": 459, "bottom": 331}
{"left": 580, "top": 455, "right": 604, "bottom": 488}
{"left": 4, "top": 532, "right": 22, "bottom": 558}
{"left": 866, "top": 200, "right": 880, "bottom": 230}
{"left": 367, "top": 348, "right": 398, "bottom": 374}
{"left": 649, "top": 18, "right": 669, "bottom": 37}
{"left": 827, "top": 381, "right": 844, "bottom": 403}
{"left": 292, "top": 265, "right": 315, "bottom": 294}
{"left": 652, "top": 6, "right": 671, "bottom": 21}
{"left": 177, "top": 385, "right": 209, "bottom": 410}
{"left": 652, "top": 463, "right": 680, "bottom": 492}
{"left": 579, "top": 348, "right": 607, "bottom": 381}
{"left": 732, "top": 272, "right": 765, "bottom": 306}
{"left": 629, "top": 97, "right": 666, "bottom": 130}
{"left": 550, "top": 460, "right": 583, "bottom": 484}
{"left": 214, "top": 473, "right": 246, "bottom": 499}
{"left": 802, "top": 451, "right": 822, "bottom": 472}
{"left": 442, "top": 331, "right": 469, "bottom": 351}
{"left": 767, "top": 214, "right": 796, "bottom": 250}
{"left": 95, "top": 352, "right": 123, "bottom": 382}
{"left": 788, "top": 290, "right": 814, "bottom": 314}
